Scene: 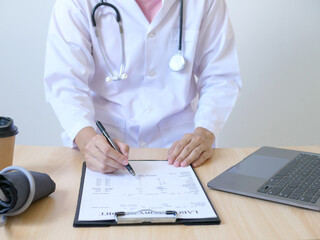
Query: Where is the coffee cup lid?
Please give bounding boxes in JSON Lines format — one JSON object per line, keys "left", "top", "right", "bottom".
{"left": 0, "top": 117, "right": 19, "bottom": 138}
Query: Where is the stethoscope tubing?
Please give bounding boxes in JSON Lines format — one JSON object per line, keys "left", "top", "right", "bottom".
{"left": 178, "top": 0, "right": 183, "bottom": 52}
{"left": 91, "top": 0, "right": 185, "bottom": 80}
{"left": 92, "top": 1, "right": 127, "bottom": 81}
{"left": 92, "top": 1, "right": 121, "bottom": 26}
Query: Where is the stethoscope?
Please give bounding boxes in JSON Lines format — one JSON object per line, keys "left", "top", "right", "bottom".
{"left": 91, "top": 0, "right": 185, "bottom": 82}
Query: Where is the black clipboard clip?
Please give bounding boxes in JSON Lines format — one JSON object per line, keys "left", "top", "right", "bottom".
{"left": 115, "top": 209, "right": 178, "bottom": 224}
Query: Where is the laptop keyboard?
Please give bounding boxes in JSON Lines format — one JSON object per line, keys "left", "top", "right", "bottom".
{"left": 257, "top": 153, "right": 320, "bottom": 204}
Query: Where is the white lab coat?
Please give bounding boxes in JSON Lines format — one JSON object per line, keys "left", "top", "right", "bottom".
{"left": 44, "top": 0, "right": 242, "bottom": 148}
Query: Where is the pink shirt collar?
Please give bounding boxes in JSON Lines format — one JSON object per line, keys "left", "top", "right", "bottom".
{"left": 135, "top": 0, "right": 162, "bottom": 23}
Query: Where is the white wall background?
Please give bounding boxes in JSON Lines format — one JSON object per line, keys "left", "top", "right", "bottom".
{"left": 0, "top": 0, "right": 319, "bottom": 148}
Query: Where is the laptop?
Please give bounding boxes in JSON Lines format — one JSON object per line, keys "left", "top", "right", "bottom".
{"left": 207, "top": 146, "right": 320, "bottom": 211}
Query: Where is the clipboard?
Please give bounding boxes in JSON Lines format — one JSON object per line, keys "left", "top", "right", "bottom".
{"left": 73, "top": 161, "right": 220, "bottom": 227}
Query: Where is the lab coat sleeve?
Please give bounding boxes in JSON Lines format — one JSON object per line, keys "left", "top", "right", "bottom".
{"left": 44, "top": 0, "right": 95, "bottom": 147}
{"left": 193, "top": 0, "right": 242, "bottom": 139}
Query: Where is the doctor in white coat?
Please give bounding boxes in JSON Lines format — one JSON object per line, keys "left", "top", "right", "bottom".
{"left": 44, "top": 0, "right": 242, "bottom": 173}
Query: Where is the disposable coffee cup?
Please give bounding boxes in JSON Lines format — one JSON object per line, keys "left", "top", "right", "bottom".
{"left": 0, "top": 117, "right": 18, "bottom": 170}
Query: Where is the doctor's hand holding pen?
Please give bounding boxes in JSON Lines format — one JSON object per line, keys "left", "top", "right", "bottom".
{"left": 75, "top": 126, "right": 130, "bottom": 174}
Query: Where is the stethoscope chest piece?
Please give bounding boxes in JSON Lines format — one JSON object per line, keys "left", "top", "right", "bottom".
{"left": 169, "top": 52, "right": 186, "bottom": 72}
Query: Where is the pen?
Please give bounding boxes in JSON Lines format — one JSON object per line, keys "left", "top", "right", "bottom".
{"left": 96, "top": 120, "right": 136, "bottom": 176}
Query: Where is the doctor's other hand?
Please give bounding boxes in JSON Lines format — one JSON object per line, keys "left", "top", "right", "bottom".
{"left": 167, "top": 127, "right": 214, "bottom": 168}
{"left": 75, "top": 126, "right": 130, "bottom": 173}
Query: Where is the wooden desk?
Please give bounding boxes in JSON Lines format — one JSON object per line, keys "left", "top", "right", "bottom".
{"left": 1, "top": 145, "right": 320, "bottom": 239}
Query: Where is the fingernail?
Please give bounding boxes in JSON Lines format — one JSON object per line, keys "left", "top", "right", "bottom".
{"left": 174, "top": 162, "right": 180, "bottom": 167}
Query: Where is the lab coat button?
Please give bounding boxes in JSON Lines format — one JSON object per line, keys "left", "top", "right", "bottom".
{"left": 140, "top": 141, "right": 147, "bottom": 147}
{"left": 149, "top": 70, "right": 156, "bottom": 77}
{"left": 147, "top": 105, "right": 155, "bottom": 113}
{"left": 148, "top": 32, "right": 156, "bottom": 38}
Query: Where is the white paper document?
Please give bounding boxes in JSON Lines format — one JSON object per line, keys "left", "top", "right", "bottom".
{"left": 78, "top": 161, "right": 217, "bottom": 221}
